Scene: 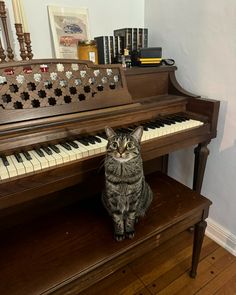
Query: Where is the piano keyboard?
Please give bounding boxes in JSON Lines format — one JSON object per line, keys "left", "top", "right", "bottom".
{"left": 0, "top": 115, "right": 203, "bottom": 181}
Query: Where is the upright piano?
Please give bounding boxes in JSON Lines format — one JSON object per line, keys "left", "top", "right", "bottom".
{"left": 0, "top": 59, "right": 219, "bottom": 294}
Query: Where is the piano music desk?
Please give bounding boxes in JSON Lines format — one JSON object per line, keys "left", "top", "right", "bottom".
{"left": 0, "top": 172, "right": 211, "bottom": 294}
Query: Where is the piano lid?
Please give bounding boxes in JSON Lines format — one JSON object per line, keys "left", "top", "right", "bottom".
{"left": 0, "top": 59, "right": 132, "bottom": 125}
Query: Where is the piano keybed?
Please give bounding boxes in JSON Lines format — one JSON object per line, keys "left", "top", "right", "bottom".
{"left": 0, "top": 114, "right": 203, "bottom": 181}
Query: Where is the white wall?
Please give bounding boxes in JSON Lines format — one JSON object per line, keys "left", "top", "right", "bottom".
{"left": 5, "top": 0, "right": 144, "bottom": 58}
{"left": 145, "top": 0, "right": 236, "bottom": 237}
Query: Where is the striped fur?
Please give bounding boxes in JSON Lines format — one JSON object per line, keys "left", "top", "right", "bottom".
{"left": 102, "top": 126, "right": 153, "bottom": 241}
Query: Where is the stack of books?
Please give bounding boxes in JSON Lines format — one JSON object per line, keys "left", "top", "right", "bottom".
{"left": 113, "top": 28, "right": 148, "bottom": 52}
{"left": 94, "top": 28, "right": 148, "bottom": 65}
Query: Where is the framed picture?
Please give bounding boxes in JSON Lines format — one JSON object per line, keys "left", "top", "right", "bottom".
{"left": 48, "top": 6, "right": 90, "bottom": 59}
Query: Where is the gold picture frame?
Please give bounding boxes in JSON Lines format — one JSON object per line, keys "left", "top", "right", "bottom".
{"left": 48, "top": 5, "right": 90, "bottom": 59}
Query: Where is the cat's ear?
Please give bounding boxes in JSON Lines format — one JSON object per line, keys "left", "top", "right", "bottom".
{"left": 131, "top": 126, "right": 143, "bottom": 142}
{"left": 105, "top": 126, "right": 116, "bottom": 139}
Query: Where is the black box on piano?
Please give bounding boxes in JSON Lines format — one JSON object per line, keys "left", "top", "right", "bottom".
{"left": 132, "top": 47, "right": 162, "bottom": 66}
{"left": 94, "top": 36, "right": 115, "bottom": 64}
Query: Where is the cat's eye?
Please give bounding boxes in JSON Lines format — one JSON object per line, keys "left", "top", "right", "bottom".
{"left": 110, "top": 142, "right": 118, "bottom": 149}
{"left": 126, "top": 142, "right": 134, "bottom": 149}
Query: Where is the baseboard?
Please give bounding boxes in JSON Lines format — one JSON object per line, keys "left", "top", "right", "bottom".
{"left": 206, "top": 218, "right": 236, "bottom": 256}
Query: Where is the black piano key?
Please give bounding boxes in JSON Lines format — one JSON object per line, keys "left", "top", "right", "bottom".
{"left": 120, "top": 128, "right": 130, "bottom": 133}
{"left": 23, "top": 151, "right": 32, "bottom": 160}
{"left": 35, "top": 148, "right": 45, "bottom": 157}
{"left": 146, "top": 122, "right": 156, "bottom": 129}
{"left": 42, "top": 146, "right": 53, "bottom": 155}
{"left": 150, "top": 121, "right": 161, "bottom": 128}
{"left": 160, "top": 119, "right": 172, "bottom": 125}
{"left": 165, "top": 117, "right": 176, "bottom": 124}
{"left": 60, "top": 143, "right": 72, "bottom": 150}
{"left": 1, "top": 155, "right": 9, "bottom": 166}
{"left": 14, "top": 153, "right": 23, "bottom": 163}
{"left": 87, "top": 136, "right": 96, "bottom": 144}
{"left": 126, "top": 127, "right": 135, "bottom": 132}
{"left": 175, "top": 115, "right": 189, "bottom": 121}
{"left": 140, "top": 123, "right": 149, "bottom": 131}
{"left": 153, "top": 119, "right": 164, "bottom": 127}
{"left": 67, "top": 141, "right": 79, "bottom": 149}
{"left": 170, "top": 116, "right": 183, "bottom": 123}
{"left": 77, "top": 138, "right": 89, "bottom": 146}
{"left": 50, "top": 145, "right": 60, "bottom": 153}
{"left": 93, "top": 136, "right": 102, "bottom": 143}
{"left": 97, "top": 133, "right": 107, "bottom": 140}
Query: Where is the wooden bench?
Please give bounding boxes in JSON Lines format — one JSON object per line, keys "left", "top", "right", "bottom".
{"left": 0, "top": 171, "right": 211, "bottom": 295}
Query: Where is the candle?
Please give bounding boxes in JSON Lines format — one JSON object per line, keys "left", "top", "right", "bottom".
{"left": 18, "top": 0, "right": 28, "bottom": 32}
{"left": 12, "top": 0, "right": 20, "bottom": 23}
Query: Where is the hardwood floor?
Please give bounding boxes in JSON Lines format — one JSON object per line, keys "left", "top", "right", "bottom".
{"left": 80, "top": 230, "right": 236, "bottom": 295}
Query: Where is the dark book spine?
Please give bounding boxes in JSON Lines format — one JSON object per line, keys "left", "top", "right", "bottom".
{"left": 109, "top": 36, "right": 115, "bottom": 63}
{"left": 138, "top": 28, "right": 143, "bottom": 49}
{"left": 104, "top": 36, "right": 109, "bottom": 64}
{"left": 143, "top": 28, "right": 148, "bottom": 48}
{"left": 94, "top": 36, "right": 105, "bottom": 64}
{"left": 126, "top": 28, "right": 132, "bottom": 52}
{"left": 132, "top": 28, "right": 138, "bottom": 51}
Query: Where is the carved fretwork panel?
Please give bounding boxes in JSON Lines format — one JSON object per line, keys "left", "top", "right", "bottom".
{"left": 0, "top": 61, "right": 122, "bottom": 110}
{"left": 0, "top": 59, "right": 132, "bottom": 124}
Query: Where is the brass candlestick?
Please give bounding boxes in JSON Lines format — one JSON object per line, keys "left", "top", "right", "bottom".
{"left": 15, "top": 23, "right": 27, "bottom": 60}
{"left": 0, "top": 36, "right": 6, "bottom": 62}
{"left": 0, "top": 1, "right": 14, "bottom": 61}
{"left": 24, "top": 32, "right": 33, "bottom": 60}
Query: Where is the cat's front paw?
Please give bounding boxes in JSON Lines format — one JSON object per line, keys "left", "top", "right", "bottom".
{"left": 126, "top": 231, "right": 135, "bottom": 239}
{"left": 114, "top": 234, "right": 125, "bottom": 242}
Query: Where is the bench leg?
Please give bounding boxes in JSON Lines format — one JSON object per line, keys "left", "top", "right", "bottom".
{"left": 190, "top": 220, "right": 207, "bottom": 278}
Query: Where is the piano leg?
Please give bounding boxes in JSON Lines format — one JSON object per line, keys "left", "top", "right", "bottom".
{"left": 193, "top": 142, "right": 210, "bottom": 193}
{"left": 190, "top": 219, "right": 207, "bottom": 278}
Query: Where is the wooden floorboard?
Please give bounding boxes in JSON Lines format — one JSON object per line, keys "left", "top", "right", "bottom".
{"left": 80, "top": 230, "right": 236, "bottom": 295}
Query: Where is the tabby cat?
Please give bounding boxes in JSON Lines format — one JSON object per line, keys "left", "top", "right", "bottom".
{"left": 102, "top": 126, "right": 153, "bottom": 241}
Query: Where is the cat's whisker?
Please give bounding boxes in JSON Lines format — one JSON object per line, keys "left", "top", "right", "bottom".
{"left": 97, "top": 158, "right": 105, "bottom": 172}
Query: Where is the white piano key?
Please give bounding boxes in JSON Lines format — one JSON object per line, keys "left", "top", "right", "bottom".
{"left": 56, "top": 145, "right": 76, "bottom": 161}
{"left": 95, "top": 136, "right": 108, "bottom": 153}
{"left": 87, "top": 140, "right": 101, "bottom": 155}
{"left": 65, "top": 143, "right": 84, "bottom": 160}
{"left": 73, "top": 141, "right": 89, "bottom": 157}
{"left": 41, "top": 151, "right": 56, "bottom": 167}
{"left": 27, "top": 151, "right": 42, "bottom": 171}
{"left": 29, "top": 150, "right": 49, "bottom": 169}
{"left": 78, "top": 141, "right": 95, "bottom": 156}
{"left": 5, "top": 156, "right": 18, "bottom": 177}
{"left": 0, "top": 158, "right": 10, "bottom": 180}
{"left": 54, "top": 145, "right": 70, "bottom": 163}
{"left": 9, "top": 155, "right": 26, "bottom": 175}
{"left": 19, "top": 153, "right": 34, "bottom": 173}
{"left": 47, "top": 148, "right": 64, "bottom": 165}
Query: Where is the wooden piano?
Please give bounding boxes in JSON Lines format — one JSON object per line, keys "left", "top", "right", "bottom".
{"left": 0, "top": 59, "right": 219, "bottom": 294}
